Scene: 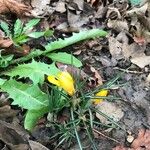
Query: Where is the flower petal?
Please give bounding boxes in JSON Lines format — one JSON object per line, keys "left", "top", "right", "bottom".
{"left": 93, "top": 89, "right": 108, "bottom": 105}
{"left": 47, "top": 75, "right": 60, "bottom": 87}
{"left": 58, "top": 72, "right": 75, "bottom": 96}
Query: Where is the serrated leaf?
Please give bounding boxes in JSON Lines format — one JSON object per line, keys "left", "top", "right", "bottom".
{"left": 23, "top": 19, "right": 40, "bottom": 33}
{"left": 12, "top": 29, "right": 108, "bottom": 64}
{"left": 0, "top": 54, "right": 14, "bottom": 68}
{"left": 27, "top": 31, "right": 45, "bottom": 38}
{"left": 24, "top": 107, "right": 49, "bottom": 130}
{"left": 14, "top": 19, "right": 23, "bottom": 37}
{"left": 46, "top": 52, "right": 82, "bottom": 67}
{"left": 4, "top": 60, "right": 60, "bottom": 84}
{"left": 45, "top": 29, "right": 108, "bottom": 52}
{"left": 0, "top": 80, "right": 49, "bottom": 110}
{"left": 0, "top": 21, "right": 10, "bottom": 37}
{"left": 0, "top": 78, "right": 6, "bottom": 86}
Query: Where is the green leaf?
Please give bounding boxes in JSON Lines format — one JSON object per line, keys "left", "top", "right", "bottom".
{"left": 45, "top": 29, "right": 108, "bottom": 52}
{"left": 0, "top": 53, "right": 14, "bottom": 68}
{"left": 4, "top": 60, "right": 60, "bottom": 84}
{"left": 0, "top": 21, "right": 10, "bottom": 37}
{"left": 44, "top": 29, "right": 54, "bottom": 37}
{"left": 0, "top": 80, "right": 49, "bottom": 110}
{"left": 27, "top": 29, "right": 54, "bottom": 38}
{"left": 27, "top": 31, "right": 45, "bottom": 38}
{"left": 24, "top": 107, "right": 49, "bottom": 130}
{"left": 0, "top": 78, "right": 6, "bottom": 86}
{"left": 46, "top": 52, "right": 82, "bottom": 67}
{"left": 128, "top": 0, "right": 141, "bottom": 6}
{"left": 23, "top": 19, "right": 40, "bottom": 33}
{"left": 11, "top": 29, "right": 108, "bottom": 65}
{"left": 14, "top": 19, "right": 23, "bottom": 37}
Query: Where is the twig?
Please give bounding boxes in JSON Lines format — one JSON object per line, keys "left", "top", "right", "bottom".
{"left": 113, "top": 67, "right": 144, "bottom": 74}
{"left": 93, "top": 128, "right": 120, "bottom": 143}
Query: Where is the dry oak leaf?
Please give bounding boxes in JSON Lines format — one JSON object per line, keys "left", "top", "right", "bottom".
{"left": 0, "top": 0, "right": 30, "bottom": 16}
{"left": 131, "top": 129, "right": 150, "bottom": 149}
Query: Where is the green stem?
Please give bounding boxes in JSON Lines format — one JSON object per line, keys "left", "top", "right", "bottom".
{"left": 70, "top": 107, "right": 83, "bottom": 150}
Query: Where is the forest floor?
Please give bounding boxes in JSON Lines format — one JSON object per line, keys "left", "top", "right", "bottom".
{"left": 0, "top": 0, "right": 150, "bottom": 150}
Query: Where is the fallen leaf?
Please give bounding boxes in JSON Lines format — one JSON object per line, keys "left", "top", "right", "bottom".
{"left": 131, "top": 129, "right": 150, "bottom": 149}
{"left": 29, "top": 140, "right": 49, "bottom": 150}
{"left": 0, "top": 120, "right": 29, "bottom": 150}
{"left": 0, "top": 38, "right": 13, "bottom": 48}
{"left": 131, "top": 54, "right": 150, "bottom": 68}
{"left": 113, "top": 129, "right": 150, "bottom": 150}
{"left": 107, "top": 19, "right": 129, "bottom": 32}
{"left": 89, "top": 65, "right": 103, "bottom": 86}
{"left": 96, "top": 101, "right": 124, "bottom": 124}
{"left": 0, "top": 0, "right": 30, "bottom": 16}
{"left": 0, "top": 105, "right": 18, "bottom": 121}
{"left": 113, "top": 145, "right": 128, "bottom": 150}
{"left": 55, "top": 1, "right": 66, "bottom": 13}
{"left": 31, "top": 0, "right": 54, "bottom": 17}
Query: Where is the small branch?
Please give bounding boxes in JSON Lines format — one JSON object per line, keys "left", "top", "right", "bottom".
{"left": 93, "top": 128, "right": 120, "bottom": 143}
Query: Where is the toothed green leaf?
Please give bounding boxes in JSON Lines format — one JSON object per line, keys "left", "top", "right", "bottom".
{"left": 0, "top": 80, "right": 49, "bottom": 110}
{"left": 46, "top": 52, "right": 82, "bottom": 67}
{"left": 12, "top": 29, "right": 108, "bottom": 65}
{"left": 0, "top": 21, "right": 10, "bottom": 37}
{"left": 45, "top": 29, "right": 107, "bottom": 52}
{"left": 23, "top": 19, "right": 40, "bottom": 33}
{"left": 14, "top": 19, "right": 23, "bottom": 37}
{"left": 24, "top": 107, "right": 49, "bottom": 130}
{"left": 4, "top": 60, "right": 60, "bottom": 84}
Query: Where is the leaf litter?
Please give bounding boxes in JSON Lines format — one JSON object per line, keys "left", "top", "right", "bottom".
{"left": 0, "top": 0, "right": 150, "bottom": 149}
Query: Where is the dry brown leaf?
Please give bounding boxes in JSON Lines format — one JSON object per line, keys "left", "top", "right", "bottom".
{"left": 96, "top": 101, "right": 124, "bottom": 124}
{"left": 0, "top": 105, "right": 18, "bottom": 121}
{"left": 89, "top": 65, "right": 103, "bottom": 86}
{"left": 113, "top": 129, "right": 150, "bottom": 150}
{"left": 31, "top": 0, "right": 54, "bottom": 17}
{"left": 55, "top": 1, "right": 66, "bottom": 13}
{"left": 131, "top": 54, "right": 150, "bottom": 68}
{"left": 29, "top": 140, "right": 49, "bottom": 150}
{"left": 0, "top": 0, "right": 30, "bottom": 16}
{"left": 0, "top": 38, "right": 13, "bottom": 48}
{"left": 0, "top": 120, "right": 29, "bottom": 150}
{"left": 113, "top": 145, "right": 128, "bottom": 150}
{"left": 107, "top": 19, "right": 129, "bottom": 32}
{"left": 131, "top": 129, "right": 150, "bottom": 149}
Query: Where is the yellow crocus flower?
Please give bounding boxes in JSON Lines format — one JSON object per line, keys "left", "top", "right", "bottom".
{"left": 47, "top": 71, "right": 75, "bottom": 96}
{"left": 93, "top": 89, "right": 108, "bottom": 104}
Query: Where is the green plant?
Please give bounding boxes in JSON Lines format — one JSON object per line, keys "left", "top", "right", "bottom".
{"left": 0, "top": 26, "right": 111, "bottom": 149}
{"left": 0, "top": 19, "right": 53, "bottom": 46}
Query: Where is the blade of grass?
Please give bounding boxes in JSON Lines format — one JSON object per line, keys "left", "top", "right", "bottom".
{"left": 70, "top": 107, "right": 83, "bottom": 150}
{"left": 83, "top": 120, "right": 98, "bottom": 150}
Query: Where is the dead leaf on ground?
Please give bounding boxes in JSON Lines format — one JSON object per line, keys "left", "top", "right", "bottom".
{"left": 131, "top": 129, "right": 150, "bottom": 149}
{"left": 0, "top": 0, "right": 31, "bottom": 16}
{"left": 107, "top": 19, "right": 129, "bottom": 32}
{"left": 131, "top": 54, "right": 150, "bottom": 68}
{"left": 31, "top": 0, "right": 54, "bottom": 17}
{"left": 0, "top": 120, "right": 29, "bottom": 150}
{"left": 113, "top": 129, "right": 150, "bottom": 150}
{"left": 29, "top": 140, "right": 49, "bottom": 150}
{"left": 0, "top": 38, "right": 13, "bottom": 48}
{"left": 96, "top": 101, "right": 124, "bottom": 124}
{"left": 0, "top": 105, "right": 18, "bottom": 121}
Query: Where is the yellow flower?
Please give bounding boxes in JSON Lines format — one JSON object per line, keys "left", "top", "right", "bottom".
{"left": 47, "top": 71, "right": 75, "bottom": 96}
{"left": 93, "top": 89, "right": 108, "bottom": 105}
